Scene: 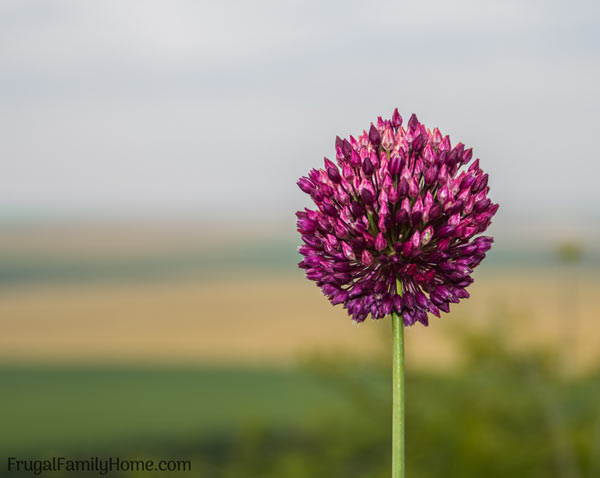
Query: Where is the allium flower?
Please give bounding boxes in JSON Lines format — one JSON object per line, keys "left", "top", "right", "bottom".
{"left": 296, "top": 109, "right": 498, "bottom": 326}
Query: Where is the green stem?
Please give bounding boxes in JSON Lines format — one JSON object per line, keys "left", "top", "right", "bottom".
{"left": 392, "top": 309, "right": 405, "bottom": 478}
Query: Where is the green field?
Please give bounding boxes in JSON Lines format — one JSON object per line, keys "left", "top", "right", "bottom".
{"left": 2, "top": 342, "right": 600, "bottom": 477}
{"left": 1, "top": 365, "right": 357, "bottom": 454}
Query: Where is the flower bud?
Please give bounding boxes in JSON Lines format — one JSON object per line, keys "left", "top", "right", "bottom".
{"left": 389, "top": 154, "right": 401, "bottom": 174}
{"left": 321, "top": 201, "right": 338, "bottom": 217}
{"left": 382, "top": 126, "right": 394, "bottom": 150}
{"left": 415, "top": 291, "right": 428, "bottom": 310}
{"left": 342, "top": 242, "right": 356, "bottom": 261}
{"left": 382, "top": 296, "right": 394, "bottom": 315}
{"left": 473, "top": 173, "right": 488, "bottom": 193}
{"left": 375, "top": 232, "right": 387, "bottom": 252}
{"left": 421, "top": 226, "right": 433, "bottom": 245}
{"left": 341, "top": 139, "right": 353, "bottom": 159}
{"left": 407, "top": 113, "right": 419, "bottom": 131}
{"left": 297, "top": 177, "right": 314, "bottom": 194}
{"left": 326, "top": 163, "right": 341, "bottom": 184}
{"left": 408, "top": 178, "right": 419, "bottom": 198}
{"left": 326, "top": 233, "right": 339, "bottom": 249}
{"left": 410, "top": 230, "right": 421, "bottom": 250}
{"left": 331, "top": 291, "right": 348, "bottom": 305}
{"left": 391, "top": 108, "right": 403, "bottom": 128}
{"left": 369, "top": 124, "right": 381, "bottom": 147}
{"left": 423, "top": 144, "right": 436, "bottom": 165}
{"left": 350, "top": 149, "right": 361, "bottom": 168}
{"left": 473, "top": 198, "right": 491, "bottom": 213}
{"left": 438, "top": 136, "right": 450, "bottom": 152}
{"left": 460, "top": 174, "right": 476, "bottom": 190}
{"left": 362, "top": 157, "right": 374, "bottom": 176}
{"left": 361, "top": 249, "right": 374, "bottom": 266}
{"left": 437, "top": 225, "right": 454, "bottom": 238}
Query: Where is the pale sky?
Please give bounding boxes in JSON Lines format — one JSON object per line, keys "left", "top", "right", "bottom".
{"left": 1, "top": 0, "right": 599, "bottom": 240}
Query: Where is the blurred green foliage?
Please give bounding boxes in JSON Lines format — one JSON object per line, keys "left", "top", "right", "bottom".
{"left": 205, "top": 327, "right": 600, "bottom": 478}
{"left": 556, "top": 241, "right": 584, "bottom": 264}
{"left": 3, "top": 327, "right": 600, "bottom": 477}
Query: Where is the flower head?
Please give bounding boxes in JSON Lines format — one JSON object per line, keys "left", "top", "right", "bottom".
{"left": 296, "top": 109, "right": 498, "bottom": 326}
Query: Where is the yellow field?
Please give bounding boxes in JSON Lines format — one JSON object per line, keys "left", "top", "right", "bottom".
{"left": 1, "top": 268, "right": 598, "bottom": 371}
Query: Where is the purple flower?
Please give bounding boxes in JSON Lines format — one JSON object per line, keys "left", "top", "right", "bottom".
{"left": 296, "top": 109, "right": 498, "bottom": 326}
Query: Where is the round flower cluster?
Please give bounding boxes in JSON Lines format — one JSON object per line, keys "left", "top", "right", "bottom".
{"left": 296, "top": 109, "right": 498, "bottom": 325}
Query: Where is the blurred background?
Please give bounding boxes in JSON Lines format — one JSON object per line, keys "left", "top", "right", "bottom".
{"left": 1, "top": 0, "right": 599, "bottom": 476}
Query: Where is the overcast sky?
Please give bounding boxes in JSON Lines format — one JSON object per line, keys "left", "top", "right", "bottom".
{"left": 1, "top": 0, "right": 599, "bottom": 240}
